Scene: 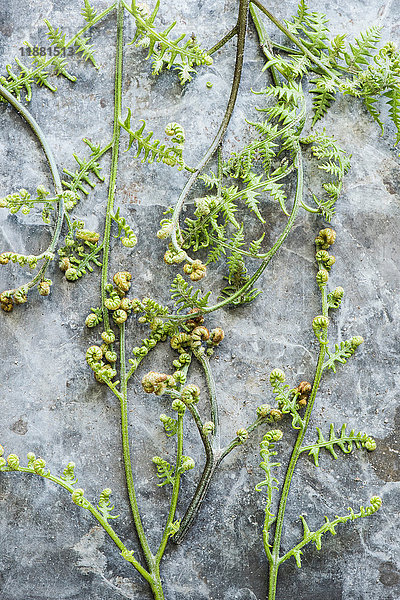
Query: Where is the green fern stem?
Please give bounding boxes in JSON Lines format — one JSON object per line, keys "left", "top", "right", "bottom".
{"left": 207, "top": 24, "right": 239, "bottom": 55}
{"left": 173, "top": 403, "right": 215, "bottom": 544}
{"left": 155, "top": 412, "right": 184, "bottom": 562}
{"left": 100, "top": 0, "right": 124, "bottom": 331}
{"left": 2, "top": 465, "right": 152, "bottom": 584}
{"left": 0, "top": 82, "right": 64, "bottom": 292}
{"left": 267, "top": 270, "right": 328, "bottom": 600}
{"left": 249, "top": 3, "right": 280, "bottom": 86}
{"left": 170, "top": 0, "right": 249, "bottom": 259}
{"left": 193, "top": 348, "right": 220, "bottom": 450}
{"left": 175, "top": 412, "right": 268, "bottom": 543}
{"left": 249, "top": 0, "right": 340, "bottom": 84}
{"left": 118, "top": 321, "right": 154, "bottom": 568}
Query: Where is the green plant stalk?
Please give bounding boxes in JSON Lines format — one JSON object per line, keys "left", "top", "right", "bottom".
{"left": 249, "top": 4, "right": 280, "bottom": 86}
{"left": 100, "top": 0, "right": 124, "bottom": 331}
{"left": 207, "top": 24, "right": 239, "bottom": 55}
{"left": 0, "top": 82, "right": 64, "bottom": 291}
{"left": 2, "top": 465, "right": 152, "bottom": 583}
{"left": 267, "top": 271, "right": 329, "bottom": 600}
{"left": 249, "top": 0, "right": 340, "bottom": 83}
{"left": 193, "top": 349, "right": 220, "bottom": 449}
{"left": 170, "top": 0, "right": 249, "bottom": 258}
{"left": 155, "top": 412, "right": 184, "bottom": 562}
{"left": 118, "top": 321, "right": 154, "bottom": 567}
{"left": 175, "top": 408, "right": 268, "bottom": 543}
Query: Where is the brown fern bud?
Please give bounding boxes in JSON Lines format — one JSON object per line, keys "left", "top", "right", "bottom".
{"left": 210, "top": 327, "right": 224, "bottom": 345}
{"left": 38, "top": 281, "right": 51, "bottom": 296}
{"left": 0, "top": 291, "right": 13, "bottom": 312}
{"left": 59, "top": 257, "right": 71, "bottom": 272}
{"left": 0, "top": 253, "right": 9, "bottom": 265}
{"left": 186, "top": 308, "right": 205, "bottom": 329}
{"left": 183, "top": 259, "right": 207, "bottom": 281}
{"left": 142, "top": 371, "right": 168, "bottom": 395}
{"left": 113, "top": 271, "right": 132, "bottom": 293}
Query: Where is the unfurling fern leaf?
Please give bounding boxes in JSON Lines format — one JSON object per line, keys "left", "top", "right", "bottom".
{"left": 152, "top": 456, "right": 175, "bottom": 487}
{"left": 127, "top": 0, "right": 212, "bottom": 84}
{"left": 322, "top": 337, "right": 363, "bottom": 373}
{"left": 170, "top": 274, "right": 211, "bottom": 313}
{"left": 300, "top": 423, "right": 376, "bottom": 466}
{"left": 300, "top": 131, "right": 350, "bottom": 221}
{"left": 119, "top": 109, "right": 191, "bottom": 170}
{"left": 111, "top": 208, "right": 137, "bottom": 248}
{"left": 62, "top": 138, "right": 107, "bottom": 210}
{"left": 281, "top": 497, "right": 382, "bottom": 567}
{"left": 97, "top": 489, "right": 119, "bottom": 522}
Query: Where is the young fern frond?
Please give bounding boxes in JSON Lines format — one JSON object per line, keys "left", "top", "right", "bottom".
{"left": 322, "top": 337, "right": 364, "bottom": 373}
{"left": 299, "top": 423, "right": 376, "bottom": 467}
{"left": 0, "top": 52, "right": 57, "bottom": 102}
{"left": 111, "top": 208, "right": 138, "bottom": 248}
{"left": 119, "top": 109, "right": 190, "bottom": 170}
{"left": 300, "top": 131, "right": 350, "bottom": 221}
{"left": 255, "top": 430, "right": 283, "bottom": 554}
{"left": 152, "top": 456, "right": 176, "bottom": 487}
{"left": 45, "top": 20, "right": 98, "bottom": 68}
{"left": 97, "top": 489, "right": 119, "bottom": 522}
{"left": 343, "top": 26, "right": 382, "bottom": 71}
{"left": 269, "top": 372, "right": 304, "bottom": 430}
{"left": 81, "top": 0, "right": 97, "bottom": 25}
{"left": 62, "top": 138, "right": 107, "bottom": 211}
{"left": 0, "top": 185, "right": 57, "bottom": 223}
{"left": 74, "top": 35, "right": 98, "bottom": 68}
{"left": 170, "top": 274, "right": 211, "bottom": 313}
{"left": 281, "top": 497, "right": 382, "bottom": 568}
{"left": 127, "top": 0, "right": 212, "bottom": 84}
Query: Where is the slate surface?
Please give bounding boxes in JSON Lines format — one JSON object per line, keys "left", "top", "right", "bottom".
{"left": 0, "top": 1, "right": 399, "bottom": 599}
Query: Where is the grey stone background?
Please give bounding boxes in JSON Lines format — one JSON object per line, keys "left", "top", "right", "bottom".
{"left": 0, "top": 0, "right": 399, "bottom": 599}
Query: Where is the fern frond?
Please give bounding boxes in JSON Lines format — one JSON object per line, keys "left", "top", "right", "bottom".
{"left": 128, "top": 0, "right": 212, "bottom": 84}
{"left": 97, "top": 489, "right": 119, "bottom": 522}
{"left": 300, "top": 131, "right": 350, "bottom": 219}
{"left": 363, "top": 95, "right": 384, "bottom": 133}
{"left": 120, "top": 109, "right": 189, "bottom": 170}
{"left": 310, "top": 78, "right": 337, "bottom": 125}
{"left": 81, "top": 0, "right": 97, "bottom": 25}
{"left": 45, "top": 20, "right": 67, "bottom": 49}
{"left": 62, "top": 138, "right": 106, "bottom": 209}
{"left": 281, "top": 497, "right": 382, "bottom": 567}
{"left": 322, "top": 337, "right": 363, "bottom": 373}
{"left": 241, "top": 173, "right": 266, "bottom": 223}
{"left": 74, "top": 34, "right": 98, "bottom": 68}
{"left": 170, "top": 274, "right": 211, "bottom": 313}
{"left": 385, "top": 85, "right": 400, "bottom": 144}
{"left": 255, "top": 431, "right": 283, "bottom": 553}
{"left": 160, "top": 414, "right": 178, "bottom": 437}
{"left": 300, "top": 423, "right": 376, "bottom": 466}
{"left": 152, "top": 456, "right": 175, "bottom": 487}
{"left": 344, "top": 26, "right": 382, "bottom": 71}
{"left": 269, "top": 377, "right": 304, "bottom": 430}
{"left": 111, "top": 207, "right": 137, "bottom": 248}
{"left": 248, "top": 233, "right": 265, "bottom": 256}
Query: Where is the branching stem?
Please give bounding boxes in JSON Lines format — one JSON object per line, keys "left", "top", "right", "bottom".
{"left": 170, "top": 0, "right": 249, "bottom": 258}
